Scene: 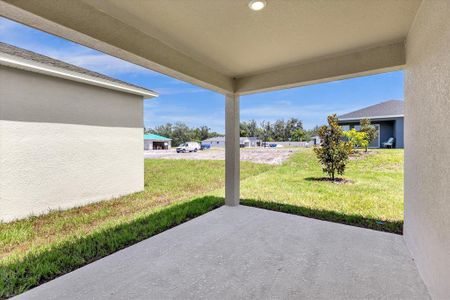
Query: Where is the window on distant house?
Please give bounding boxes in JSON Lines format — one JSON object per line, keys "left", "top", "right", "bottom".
{"left": 341, "top": 125, "right": 350, "bottom": 131}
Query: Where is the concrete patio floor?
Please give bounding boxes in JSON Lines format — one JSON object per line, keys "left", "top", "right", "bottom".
{"left": 15, "top": 206, "right": 429, "bottom": 299}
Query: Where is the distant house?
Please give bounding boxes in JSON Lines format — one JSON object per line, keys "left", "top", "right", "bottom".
{"left": 311, "top": 136, "right": 322, "bottom": 146}
{"left": 243, "top": 137, "right": 262, "bottom": 147}
{"left": 202, "top": 136, "right": 226, "bottom": 148}
{"left": 144, "top": 134, "right": 171, "bottom": 150}
{"left": 202, "top": 136, "right": 261, "bottom": 148}
{"left": 338, "top": 100, "right": 404, "bottom": 148}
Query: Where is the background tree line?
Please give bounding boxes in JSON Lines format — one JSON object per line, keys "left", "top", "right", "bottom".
{"left": 145, "top": 122, "right": 222, "bottom": 147}
{"left": 240, "top": 118, "right": 323, "bottom": 142}
{"left": 146, "top": 118, "right": 321, "bottom": 146}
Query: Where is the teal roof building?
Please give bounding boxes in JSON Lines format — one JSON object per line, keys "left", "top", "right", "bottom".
{"left": 144, "top": 134, "right": 171, "bottom": 141}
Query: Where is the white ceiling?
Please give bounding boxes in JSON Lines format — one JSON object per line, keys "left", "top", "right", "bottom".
{"left": 85, "top": 0, "right": 421, "bottom": 77}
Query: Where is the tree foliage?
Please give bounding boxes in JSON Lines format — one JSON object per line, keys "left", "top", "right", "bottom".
{"left": 360, "top": 118, "right": 378, "bottom": 152}
{"left": 308, "top": 125, "right": 322, "bottom": 137}
{"left": 146, "top": 122, "right": 221, "bottom": 146}
{"left": 148, "top": 117, "right": 316, "bottom": 146}
{"left": 291, "top": 128, "right": 307, "bottom": 142}
{"left": 313, "top": 115, "right": 352, "bottom": 180}
{"left": 241, "top": 118, "right": 308, "bottom": 142}
{"left": 343, "top": 129, "right": 368, "bottom": 151}
{"left": 240, "top": 120, "right": 261, "bottom": 138}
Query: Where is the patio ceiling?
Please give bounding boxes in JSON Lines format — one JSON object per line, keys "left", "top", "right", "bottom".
{"left": 1, "top": 0, "right": 421, "bottom": 94}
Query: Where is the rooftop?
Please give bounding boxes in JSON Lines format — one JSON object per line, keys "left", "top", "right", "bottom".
{"left": 338, "top": 100, "right": 404, "bottom": 121}
{"left": 144, "top": 134, "right": 171, "bottom": 141}
{"left": 0, "top": 42, "right": 158, "bottom": 98}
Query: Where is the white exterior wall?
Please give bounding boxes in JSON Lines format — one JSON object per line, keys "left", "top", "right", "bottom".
{"left": 0, "top": 66, "right": 144, "bottom": 222}
{"left": 144, "top": 140, "right": 171, "bottom": 150}
{"left": 144, "top": 140, "right": 153, "bottom": 150}
{"left": 404, "top": 1, "right": 450, "bottom": 298}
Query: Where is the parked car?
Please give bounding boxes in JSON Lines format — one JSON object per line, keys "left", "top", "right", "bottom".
{"left": 200, "top": 144, "right": 211, "bottom": 150}
{"left": 176, "top": 142, "right": 200, "bottom": 153}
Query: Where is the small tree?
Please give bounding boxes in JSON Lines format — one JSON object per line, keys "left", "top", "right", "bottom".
{"left": 343, "top": 129, "right": 368, "bottom": 151}
{"left": 291, "top": 128, "right": 306, "bottom": 141}
{"left": 314, "top": 115, "right": 352, "bottom": 180}
{"left": 360, "top": 119, "right": 377, "bottom": 152}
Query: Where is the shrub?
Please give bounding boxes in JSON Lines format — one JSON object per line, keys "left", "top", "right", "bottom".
{"left": 291, "top": 128, "right": 307, "bottom": 141}
{"left": 314, "top": 115, "right": 352, "bottom": 180}
{"left": 343, "top": 129, "right": 368, "bottom": 151}
{"left": 360, "top": 119, "right": 378, "bottom": 152}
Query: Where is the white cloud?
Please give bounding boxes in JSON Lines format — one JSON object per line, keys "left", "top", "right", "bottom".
{"left": 33, "top": 46, "right": 156, "bottom": 76}
{"left": 59, "top": 53, "right": 155, "bottom": 75}
{"left": 144, "top": 101, "right": 224, "bottom": 132}
{"left": 0, "top": 17, "right": 157, "bottom": 76}
{"left": 241, "top": 102, "right": 351, "bottom": 118}
{"left": 240, "top": 100, "right": 364, "bottom": 129}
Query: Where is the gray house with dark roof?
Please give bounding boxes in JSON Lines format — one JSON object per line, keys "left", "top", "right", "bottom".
{"left": 338, "top": 100, "right": 404, "bottom": 148}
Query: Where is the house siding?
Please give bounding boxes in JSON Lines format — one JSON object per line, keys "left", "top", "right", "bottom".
{"left": 0, "top": 66, "right": 144, "bottom": 222}
{"left": 338, "top": 119, "right": 403, "bottom": 148}
{"left": 393, "top": 117, "right": 404, "bottom": 148}
{"left": 203, "top": 140, "right": 226, "bottom": 148}
{"left": 378, "top": 121, "right": 394, "bottom": 147}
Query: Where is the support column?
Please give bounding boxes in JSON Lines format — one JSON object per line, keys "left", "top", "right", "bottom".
{"left": 225, "top": 93, "right": 240, "bottom": 206}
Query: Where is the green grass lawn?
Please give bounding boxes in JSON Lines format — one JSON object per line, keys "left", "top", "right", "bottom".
{"left": 238, "top": 149, "right": 404, "bottom": 233}
{"left": 0, "top": 149, "right": 403, "bottom": 298}
{"left": 0, "top": 160, "right": 271, "bottom": 298}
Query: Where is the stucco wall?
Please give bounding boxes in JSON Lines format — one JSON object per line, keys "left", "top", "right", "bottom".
{"left": 0, "top": 66, "right": 144, "bottom": 222}
{"left": 404, "top": 0, "right": 450, "bottom": 298}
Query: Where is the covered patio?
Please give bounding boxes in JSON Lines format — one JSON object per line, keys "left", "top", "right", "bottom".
{"left": 14, "top": 206, "right": 429, "bottom": 299}
{"left": 1, "top": 0, "right": 449, "bottom": 298}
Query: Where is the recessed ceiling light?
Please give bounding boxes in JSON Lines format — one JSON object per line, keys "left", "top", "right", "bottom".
{"left": 249, "top": 0, "right": 267, "bottom": 11}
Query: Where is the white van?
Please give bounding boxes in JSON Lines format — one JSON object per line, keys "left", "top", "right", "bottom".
{"left": 176, "top": 142, "right": 200, "bottom": 153}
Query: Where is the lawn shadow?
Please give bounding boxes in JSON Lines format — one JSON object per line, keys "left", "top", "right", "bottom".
{"left": 304, "top": 177, "right": 354, "bottom": 184}
{"left": 241, "top": 198, "right": 402, "bottom": 234}
{"left": 0, "top": 196, "right": 224, "bottom": 299}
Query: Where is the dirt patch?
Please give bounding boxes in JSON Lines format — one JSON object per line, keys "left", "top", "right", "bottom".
{"left": 304, "top": 177, "right": 354, "bottom": 184}
{"left": 144, "top": 148, "right": 302, "bottom": 165}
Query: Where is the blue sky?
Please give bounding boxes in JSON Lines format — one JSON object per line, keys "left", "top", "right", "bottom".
{"left": 0, "top": 17, "right": 404, "bottom": 132}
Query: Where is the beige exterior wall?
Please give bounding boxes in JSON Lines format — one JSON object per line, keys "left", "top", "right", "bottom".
{"left": 404, "top": 1, "right": 450, "bottom": 298}
{"left": 0, "top": 66, "right": 144, "bottom": 222}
